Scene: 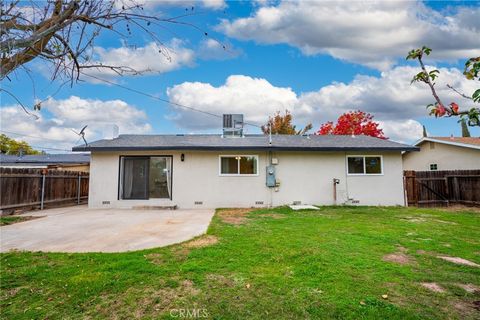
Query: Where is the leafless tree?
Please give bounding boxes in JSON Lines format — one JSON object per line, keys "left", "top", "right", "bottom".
{"left": 1, "top": 0, "right": 209, "bottom": 110}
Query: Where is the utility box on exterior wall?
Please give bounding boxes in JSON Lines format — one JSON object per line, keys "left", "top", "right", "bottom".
{"left": 266, "top": 165, "right": 276, "bottom": 187}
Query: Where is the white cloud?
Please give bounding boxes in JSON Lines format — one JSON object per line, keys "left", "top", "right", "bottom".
{"left": 201, "top": 0, "right": 226, "bottom": 10}
{"left": 166, "top": 66, "right": 476, "bottom": 142}
{"left": 166, "top": 75, "right": 297, "bottom": 130}
{"left": 197, "top": 39, "right": 243, "bottom": 60}
{"left": 218, "top": 1, "right": 480, "bottom": 70}
{"left": 0, "top": 96, "right": 151, "bottom": 152}
{"left": 82, "top": 40, "right": 194, "bottom": 79}
{"left": 378, "top": 120, "right": 424, "bottom": 144}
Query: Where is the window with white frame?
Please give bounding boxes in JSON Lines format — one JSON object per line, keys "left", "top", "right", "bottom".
{"left": 347, "top": 156, "right": 383, "bottom": 175}
{"left": 429, "top": 163, "right": 438, "bottom": 171}
{"left": 220, "top": 155, "right": 258, "bottom": 175}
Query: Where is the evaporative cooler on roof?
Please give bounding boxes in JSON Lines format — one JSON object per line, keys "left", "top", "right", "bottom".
{"left": 223, "top": 114, "right": 244, "bottom": 137}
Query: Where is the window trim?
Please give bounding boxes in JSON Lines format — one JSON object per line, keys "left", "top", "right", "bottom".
{"left": 218, "top": 155, "right": 259, "bottom": 176}
{"left": 118, "top": 155, "right": 173, "bottom": 200}
{"left": 346, "top": 155, "right": 384, "bottom": 176}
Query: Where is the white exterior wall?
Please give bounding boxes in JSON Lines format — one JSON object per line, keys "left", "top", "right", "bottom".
{"left": 403, "top": 142, "right": 480, "bottom": 171}
{"left": 88, "top": 150, "right": 405, "bottom": 209}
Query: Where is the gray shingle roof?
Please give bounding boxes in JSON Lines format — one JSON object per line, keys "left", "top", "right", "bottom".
{"left": 72, "top": 134, "right": 417, "bottom": 152}
{"left": 0, "top": 153, "right": 90, "bottom": 164}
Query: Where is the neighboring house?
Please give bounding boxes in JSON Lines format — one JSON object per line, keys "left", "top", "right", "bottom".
{"left": 403, "top": 137, "right": 480, "bottom": 171}
{"left": 0, "top": 153, "right": 90, "bottom": 172}
{"left": 73, "top": 125, "right": 417, "bottom": 209}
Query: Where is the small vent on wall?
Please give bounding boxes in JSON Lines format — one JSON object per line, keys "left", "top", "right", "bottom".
{"left": 194, "top": 201, "right": 203, "bottom": 205}
{"left": 102, "top": 201, "right": 110, "bottom": 205}
{"left": 255, "top": 201, "right": 264, "bottom": 205}
{"left": 292, "top": 201, "right": 301, "bottom": 205}
{"left": 351, "top": 200, "right": 360, "bottom": 204}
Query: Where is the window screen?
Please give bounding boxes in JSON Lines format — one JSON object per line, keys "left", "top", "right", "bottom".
{"left": 240, "top": 156, "right": 257, "bottom": 174}
{"left": 347, "top": 157, "right": 364, "bottom": 174}
{"left": 220, "top": 156, "right": 258, "bottom": 175}
{"left": 347, "top": 156, "right": 382, "bottom": 175}
{"left": 221, "top": 157, "right": 239, "bottom": 174}
{"left": 365, "top": 157, "right": 382, "bottom": 174}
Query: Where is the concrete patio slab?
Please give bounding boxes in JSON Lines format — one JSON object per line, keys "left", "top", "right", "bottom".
{"left": 0, "top": 205, "right": 215, "bottom": 253}
{"left": 289, "top": 205, "right": 319, "bottom": 210}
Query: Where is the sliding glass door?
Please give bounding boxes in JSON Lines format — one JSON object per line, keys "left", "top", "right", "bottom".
{"left": 149, "top": 157, "right": 172, "bottom": 199}
{"left": 120, "top": 156, "right": 172, "bottom": 200}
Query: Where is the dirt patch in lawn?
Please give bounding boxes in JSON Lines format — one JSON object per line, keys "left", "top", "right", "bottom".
{"left": 451, "top": 300, "right": 480, "bottom": 318}
{"left": 257, "top": 213, "right": 285, "bottom": 219}
{"left": 473, "top": 300, "right": 480, "bottom": 311}
{"left": 455, "top": 283, "right": 480, "bottom": 293}
{"left": 217, "top": 208, "right": 253, "bottom": 225}
{"left": 1, "top": 287, "right": 22, "bottom": 299}
{"left": 383, "top": 252, "right": 412, "bottom": 265}
{"left": 421, "top": 282, "right": 445, "bottom": 293}
{"left": 205, "top": 274, "right": 235, "bottom": 287}
{"left": 0, "top": 215, "right": 43, "bottom": 226}
{"left": 440, "top": 205, "right": 480, "bottom": 213}
{"left": 433, "top": 219, "right": 458, "bottom": 225}
{"left": 91, "top": 279, "right": 201, "bottom": 319}
{"left": 400, "top": 216, "right": 427, "bottom": 223}
{"left": 185, "top": 235, "right": 218, "bottom": 248}
{"left": 145, "top": 253, "right": 163, "bottom": 265}
{"left": 437, "top": 256, "right": 480, "bottom": 267}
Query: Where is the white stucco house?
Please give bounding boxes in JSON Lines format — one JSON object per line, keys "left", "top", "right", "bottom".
{"left": 403, "top": 137, "right": 480, "bottom": 171}
{"left": 73, "top": 128, "right": 417, "bottom": 209}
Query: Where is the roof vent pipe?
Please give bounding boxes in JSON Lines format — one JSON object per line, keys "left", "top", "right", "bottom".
{"left": 104, "top": 124, "right": 119, "bottom": 140}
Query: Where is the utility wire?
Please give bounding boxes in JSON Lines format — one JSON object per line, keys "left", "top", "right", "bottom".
{"left": 0, "top": 130, "right": 75, "bottom": 152}
{"left": 0, "top": 130, "right": 76, "bottom": 143}
{"left": 80, "top": 72, "right": 263, "bottom": 129}
{"left": 21, "top": 145, "right": 71, "bottom": 152}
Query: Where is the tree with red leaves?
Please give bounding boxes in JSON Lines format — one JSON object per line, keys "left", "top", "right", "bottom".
{"left": 316, "top": 110, "right": 387, "bottom": 139}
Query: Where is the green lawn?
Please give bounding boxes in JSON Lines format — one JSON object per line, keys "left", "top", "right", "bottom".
{"left": 1, "top": 206, "right": 479, "bottom": 319}
{"left": 0, "top": 215, "right": 39, "bottom": 226}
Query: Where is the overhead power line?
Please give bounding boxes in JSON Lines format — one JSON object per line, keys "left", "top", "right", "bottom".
{"left": 0, "top": 130, "right": 74, "bottom": 143}
{"left": 0, "top": 130, "right": 74, "bottom": 152}
{"left": 28, "top": 145, "right": 72, "bottom": 152}
{"left": 80, "top": 72, "right": 263, "bottom": 129}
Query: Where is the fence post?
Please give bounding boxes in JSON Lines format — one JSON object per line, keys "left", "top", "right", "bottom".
{"left": 452, "top": 176, "right": 460, "bottom": 202}
{"left": 40, "top": 170, "right": 46, "bottom": 210}
{"left": 77, "top": 174, "right": 81, "bottom": 205}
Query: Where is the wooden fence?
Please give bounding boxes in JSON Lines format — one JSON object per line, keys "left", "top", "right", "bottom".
{"left": 0, "top": 167, "right": 89, "bottom": 212}
{"left": 404, "top": 170, "right": 480, "bottom": 207}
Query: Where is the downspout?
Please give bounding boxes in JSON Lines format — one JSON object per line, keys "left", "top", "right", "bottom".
{"left": 344, "top": 151, "right": 350, "bottom": 204}
{"left": 268, "top": 150, "right": 273, "bottom": 208}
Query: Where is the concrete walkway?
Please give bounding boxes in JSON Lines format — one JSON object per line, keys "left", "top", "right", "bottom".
{"left": 0, "top": 206, "right": 215, "bottom": 253}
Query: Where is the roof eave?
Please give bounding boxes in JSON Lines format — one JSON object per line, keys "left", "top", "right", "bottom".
{"left": 72, "top": 146, "right": 418, "bottom": 152}
{"left": 414, "top": 137, "right": 480, "bottom": 150}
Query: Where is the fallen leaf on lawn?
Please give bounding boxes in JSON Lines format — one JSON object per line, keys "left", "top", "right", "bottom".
{"left": 360, "top": 301, "right": 366, "bottom": 305}
{"left": 246, "top": 283, "right": 251, "bottom": 289}
{"left": 382, "top": 294, "right": 388, "bottom": 299}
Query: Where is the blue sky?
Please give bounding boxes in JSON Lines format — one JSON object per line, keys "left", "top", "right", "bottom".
{"left": 1, "top": 0, "right": 479, "bottom": 152}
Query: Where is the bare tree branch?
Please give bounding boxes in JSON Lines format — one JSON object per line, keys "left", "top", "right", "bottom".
{"left": 446, "top": 84, "right": 473, "bottom": 100}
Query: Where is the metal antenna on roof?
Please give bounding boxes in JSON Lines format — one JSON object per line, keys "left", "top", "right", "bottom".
{"left": 72, "top": 125, "right": 88, "bottom": 147}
